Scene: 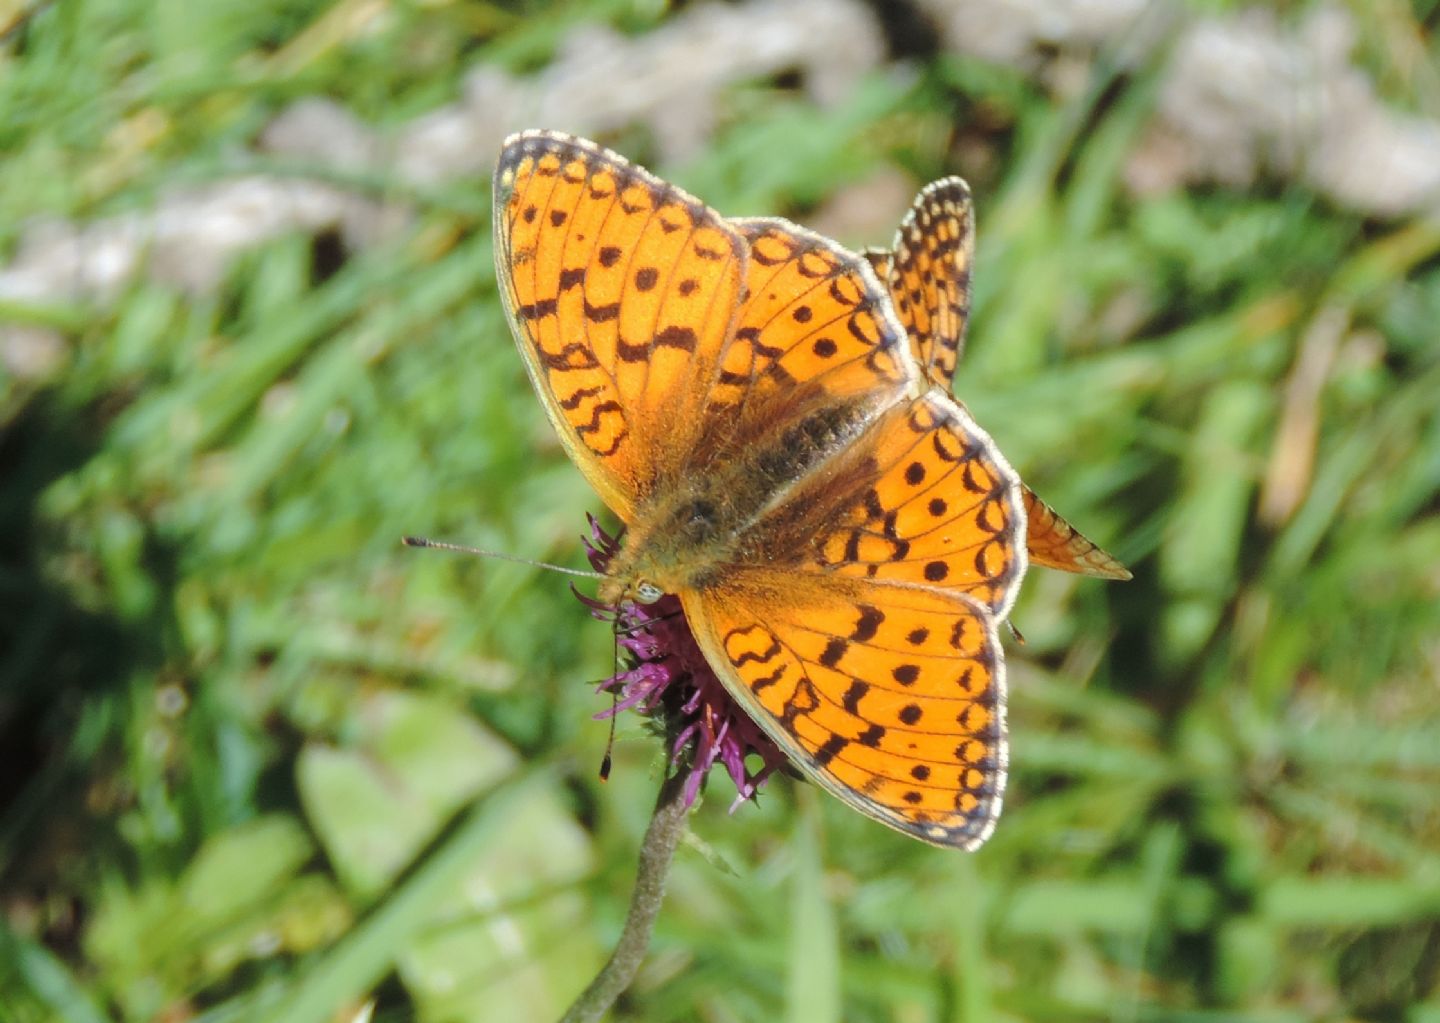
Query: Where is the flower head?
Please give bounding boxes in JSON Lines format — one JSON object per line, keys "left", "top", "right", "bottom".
{"left": 578, "top": 516, "right": 788, "bottom": 810}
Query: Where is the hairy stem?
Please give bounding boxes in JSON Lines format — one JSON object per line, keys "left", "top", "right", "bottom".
{"left": 559, "top": 771, "right": 690, "bottom": 1023}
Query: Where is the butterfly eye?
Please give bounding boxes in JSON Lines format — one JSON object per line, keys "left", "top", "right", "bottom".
{"left": 635, "top": 581, "right": 664, "bottom": 604}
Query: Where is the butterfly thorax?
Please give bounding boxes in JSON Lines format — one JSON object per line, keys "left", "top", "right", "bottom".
{"left": 596, "top": 485, "right": 735, "bottom": 604}
{"left": 596, "top": 392, "right": 887, "bottom": 605}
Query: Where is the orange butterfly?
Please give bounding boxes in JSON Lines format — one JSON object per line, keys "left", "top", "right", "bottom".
{"left": 493, "top": 130, "right": 1126, "bottom": 848}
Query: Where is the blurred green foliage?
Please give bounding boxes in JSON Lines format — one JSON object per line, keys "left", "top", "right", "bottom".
{"left": 3, "top": 1, "right": 1439, "bottom": 1021}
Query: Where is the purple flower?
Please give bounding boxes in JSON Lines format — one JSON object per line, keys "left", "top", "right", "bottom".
{"left": 578, "top": 516, "right": 789, "bottom": 810}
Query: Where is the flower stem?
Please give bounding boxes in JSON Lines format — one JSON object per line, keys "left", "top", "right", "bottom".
{"left": 560, "top": 770, "right": 691, "bottom": 1023}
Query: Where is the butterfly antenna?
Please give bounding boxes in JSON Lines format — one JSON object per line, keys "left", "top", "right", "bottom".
{"left": 1008, "top": 620, "right": 1027, "bottom": 645}
{"left": 600, "top": 620, "right": 621, "bottom": 782}
{"left": 402, "top": 536, "right": 605, "bottom": 580}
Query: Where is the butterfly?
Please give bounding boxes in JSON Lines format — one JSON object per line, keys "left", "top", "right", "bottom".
{"left": 493, "top": 130, "right": 1126, "bottom": 848}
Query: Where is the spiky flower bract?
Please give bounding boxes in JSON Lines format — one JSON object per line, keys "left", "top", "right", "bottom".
{"left": 579, "top": 516, "right": 788, "bottom": 809}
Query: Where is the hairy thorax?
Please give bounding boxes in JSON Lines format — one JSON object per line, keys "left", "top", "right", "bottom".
{"left": 597, "top": 391, "right": 885, "bottom": 604}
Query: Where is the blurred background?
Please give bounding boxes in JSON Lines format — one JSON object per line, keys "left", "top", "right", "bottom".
{"left": 3, "top": 1, "right": 1438, "bottom": 1020}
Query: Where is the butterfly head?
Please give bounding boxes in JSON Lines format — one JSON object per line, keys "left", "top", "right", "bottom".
{"left": 596, "top": 567, "right": 667, "bottom": 608}
{"left": 597, "top": 574, "right": 664, "bottom": 606}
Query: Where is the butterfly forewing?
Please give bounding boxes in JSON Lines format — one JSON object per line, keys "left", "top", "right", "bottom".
{"left": 495, "top": 131, "right": 747, "bottom": 520}
{"left": 709, "top": 218, "right": 919, "bottom": 426}
{"left": 683, "top": 569, "right": 1007, "bottom": 849}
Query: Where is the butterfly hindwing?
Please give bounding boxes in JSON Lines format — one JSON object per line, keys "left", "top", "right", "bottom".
{"left": 882, "top": 177, "right": 974, "bottom": 390}
{"left": 683, "top": 568, "right": 1007, "bottom": 849}
{"left": 494, "top": 130, "right": 747, "bottom": 520}
{"left": 877, "top": 178, "right": 1129, "bottom": 581}
{"left": 1021, "top": 488, "right": 1132, "bottom": 580}
{"left": 677, "top": 386, "right": 1026, "bottom": 848}
{"left": 754, "top": 390, "right": 1027, "bottom": 618}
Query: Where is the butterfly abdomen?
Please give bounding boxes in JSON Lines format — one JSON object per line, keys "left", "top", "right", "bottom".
{"left": 747, "top": 395, "right": 876, "bottom": 494}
